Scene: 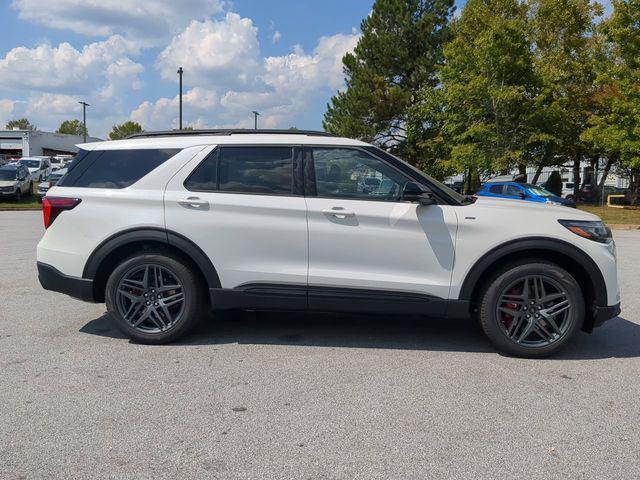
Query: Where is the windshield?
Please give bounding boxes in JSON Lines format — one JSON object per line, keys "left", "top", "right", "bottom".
{"left": 0, "top": 170, "right": 17, "bottom": 180}
{"left": 524, "top": 184, "right": 555, "bottom": 197}
{"left": 19, "top": 159, "right": 41, "bottom": 168}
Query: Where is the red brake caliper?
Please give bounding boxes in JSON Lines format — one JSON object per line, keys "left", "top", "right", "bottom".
{"left": 501, "top": 287, "right": 521, "bottom": 329}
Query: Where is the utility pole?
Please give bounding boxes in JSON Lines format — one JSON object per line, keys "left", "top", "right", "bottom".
{"left": 177, "top": 67, "right": 184, "bottom": 130}
{"left": 252, "top": 111, "right": 260, "bottom": 130}
{"left": 78, "top": 101, "right": 89, "bottom": 142}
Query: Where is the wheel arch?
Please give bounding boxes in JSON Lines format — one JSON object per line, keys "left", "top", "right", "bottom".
{"left": 459, "top": 237, "right": 607, "bottom": 332}
{"left": 83, "top": 227, "right": 221, "bottom": 303}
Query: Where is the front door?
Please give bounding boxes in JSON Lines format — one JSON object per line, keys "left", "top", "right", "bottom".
{"left": 304, "top": 147, "right": 458, "bottom": 312}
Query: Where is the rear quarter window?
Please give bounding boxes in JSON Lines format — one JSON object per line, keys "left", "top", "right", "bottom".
{"left": 58, "top": 149, "right": 180, "bottom": 189}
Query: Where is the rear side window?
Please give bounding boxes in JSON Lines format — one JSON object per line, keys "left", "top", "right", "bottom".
{"left": 186, "top": 146, "right": 294, "bottom": 195}
{"left": 58, "top": 149, "right": 180, "bottom": 189}
{"left": 220, "top": 146, "right": 293, "bottom": 194}
{"left": 488, "top": 185, "right": 503, "bottom": 194}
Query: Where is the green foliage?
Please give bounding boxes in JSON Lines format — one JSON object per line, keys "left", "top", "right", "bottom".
{"left": 109, "top": 121, "right": 143, "bottom": 140}
{"left": 416, "top": 0, "right": 538, "bottom": 176}
{"left": 323, "top": 0, "right": 455, "bottom": 165}
{"left": 528, "top": 0, "right": 600, "bottom": 170}
{"left": 57, "top": 119, "right": 88, "bottom": 137}
{"left": 5, "top": 118, "right": 35, "bottom": 130}
{"left": 326, "top": 0, "right": 639, "bottom": 190}
{"left": 581, "top": 0, "right": 640, "bottom": 195}
{"left": 545, "top": 170, "right": 563, "bottom": 196}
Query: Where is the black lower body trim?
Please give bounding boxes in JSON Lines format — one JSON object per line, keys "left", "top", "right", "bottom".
{"left": 592, "top": 302, "right": 621, "bottom": 328}
{"left": 210, "top": 283, "right": 465, "bottom": 318}
{"left": 37, "top": 262, "right": 97, "bottom": 303}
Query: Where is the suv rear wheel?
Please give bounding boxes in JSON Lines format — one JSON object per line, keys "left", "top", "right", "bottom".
{"left": 479, "top": 261, "right": 584, "bottom": 358}
{"left": 105, "top": 252, "right": 205, "bottom": 344}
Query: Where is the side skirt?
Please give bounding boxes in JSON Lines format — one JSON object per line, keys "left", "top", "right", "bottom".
{"left": 209, "top": 284, "right": 471, "bottom": 319}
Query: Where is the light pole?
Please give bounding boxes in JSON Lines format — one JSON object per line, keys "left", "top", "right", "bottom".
{"left": 78, "top": 101, "right": 89, "bottom": 142}
{"left": 177, "top": 67, "right": 184, "bottom": 130}
{"left": 252, "top": 111, "right": 260, "bottom": 130}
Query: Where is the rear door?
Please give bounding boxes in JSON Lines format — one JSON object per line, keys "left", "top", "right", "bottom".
{"left": 303, "top": 146, "right": 458, "bottom": 311}
{"left": 164, "top": 145, "right": 308, "bottom": 307}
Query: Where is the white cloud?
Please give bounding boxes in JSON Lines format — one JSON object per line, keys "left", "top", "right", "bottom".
{"left": 132, "top": 30, "right": 359, "bottom": 130}
{"left": 272, "top": 31, "right": 282, "bottom": 44}
{"left": 10, "top": 0, "right": 224, "bottom": 46}
{"left": 0, "top": 99, "right": 18, "bottom": 127}
{"left": 156, "top": 13, "right": 260, "bottom": 89}
{"left": 0, "top": 36, "right": 143, "bottom": 97}
{"left": 131, "top": 87, "right": 219, "bottom": 130}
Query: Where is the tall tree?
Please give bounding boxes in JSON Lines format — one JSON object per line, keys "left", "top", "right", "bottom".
{"left": 413, "top": 0, "right": 539, "bottom": 180}
{"left": 323, "top": 0, "right": 455, "bottom": 164}
{"left": 5, "top": 118, "right": 36, "bottom": 130}
{"left": 109, "top": 121, "right": 143, "bottom": 140}
{"left": 529, "top": 0, "right": 600, "bottom": 192}
{"left": 57, "top": 119, "right": 88, "bottom": 137}
{"left": 582, "top": 0, "right": 640, "bottom": 203}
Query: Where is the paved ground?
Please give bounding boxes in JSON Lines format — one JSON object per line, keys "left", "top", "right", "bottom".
{"left": 1, "top": 211, "right": 639, "bottom": 480}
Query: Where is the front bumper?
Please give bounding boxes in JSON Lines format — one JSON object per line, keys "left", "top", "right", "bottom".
{"left": 592, "top": 302, "right": 621, "bottom": 329}
{"left": 37, "top": 262, "right": 97, "bottom": 303}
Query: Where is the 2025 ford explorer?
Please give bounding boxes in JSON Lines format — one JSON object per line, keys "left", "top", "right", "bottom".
{"left": 37, "top": 130, "right": 621, "bottom": 357}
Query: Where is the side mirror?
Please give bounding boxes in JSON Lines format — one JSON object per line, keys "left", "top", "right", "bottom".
{"left": 402, "top": 181, "right": 436, "bottom": 206}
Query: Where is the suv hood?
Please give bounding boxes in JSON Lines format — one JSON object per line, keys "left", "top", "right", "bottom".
{"left": 472, "top": 196, "right": 598, "bottom": 221}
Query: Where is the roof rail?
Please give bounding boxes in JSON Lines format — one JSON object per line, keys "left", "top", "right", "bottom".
{"left": 127, "top": 129, "right": 335, "bottom": 139}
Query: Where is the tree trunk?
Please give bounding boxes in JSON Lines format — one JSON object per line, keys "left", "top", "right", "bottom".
{"left": 597, "top": 156, "right": 616, "bottom": 191}
{"left": 630, "top": 168, "right": 640, "bottom": 206}
{"left": 531, "top": 162, "right": 545, "bottom": 185}
{"left": 572, "top": 157, "right": 581, "bottom": 199}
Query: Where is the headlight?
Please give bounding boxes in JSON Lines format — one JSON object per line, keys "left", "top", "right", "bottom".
{"left": 558, "top": 219, "right": 612, "bottom": 244}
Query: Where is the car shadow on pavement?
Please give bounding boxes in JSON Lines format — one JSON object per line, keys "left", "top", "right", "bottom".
{"left": 80, "top": 311, "right": 640, "bottom": 360}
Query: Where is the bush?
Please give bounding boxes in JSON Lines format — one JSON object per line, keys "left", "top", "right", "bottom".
{"left": 545, "top": 171, "right": 562, "bottom": 196}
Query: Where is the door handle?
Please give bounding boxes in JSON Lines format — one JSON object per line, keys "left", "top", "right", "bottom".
{"left": 322, "top": 208, "right": 355, "bottom": 219}
{"left": 178, "top": 197, "right": 209, "bottom": 209}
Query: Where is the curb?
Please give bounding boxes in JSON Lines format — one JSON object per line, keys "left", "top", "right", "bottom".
{"left": 0, "top": 207, "right": 41, "bottom": 211}
{"left": 609, "top": 224, "right": 640, "bottom": 231}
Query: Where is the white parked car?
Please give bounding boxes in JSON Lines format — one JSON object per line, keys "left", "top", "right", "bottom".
{"left": 37, "top": 130, "right": 620, "bottom": 357}
{"left": 0, "top": 164, "right": 32, "bottom": 200}
{"left": 37, "top": 168, "right": 68, "bottom": 203}
{"left": 18, "top": 157, "right": 52, "bottom": 182}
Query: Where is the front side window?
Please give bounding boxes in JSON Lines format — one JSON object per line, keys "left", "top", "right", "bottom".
{"left": 488, "top": 185, "right": 503, "bottom": 194}
{"left": 504, "top": 185, "right": 523, "bottom": 197}
{"left": 311, "top": 148, "right": 407, "bottom": 201}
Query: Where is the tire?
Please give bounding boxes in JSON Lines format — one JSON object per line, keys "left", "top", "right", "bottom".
{"left": 565, "top": 195, "right": 575, "bottom": 202}
{"left": 25, "top": 183, "right": 32, "bottom": 197}
{"left": 105, "top": 251, "right": 205, "bottom": 344}
{"left": 14, "top": 189, "right": 22, "bottom": 201}
{"left": 479, "top": 261, "right": 584, "bottom": 358}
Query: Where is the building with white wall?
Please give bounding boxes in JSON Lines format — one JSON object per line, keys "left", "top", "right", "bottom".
{"left": 0, "top": 129, "right": 101, "bottom": 162}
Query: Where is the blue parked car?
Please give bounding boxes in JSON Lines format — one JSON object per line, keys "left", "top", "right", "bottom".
{"left": 476, "top": 182, "right": 576, "bottom": 207}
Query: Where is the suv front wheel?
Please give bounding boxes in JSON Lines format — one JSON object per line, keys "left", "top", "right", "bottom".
{"left": 105, "top": 252, "right": 205, "bottom": 344}
{"left": 479, "top": 261, "right": 584, "bottom": 358}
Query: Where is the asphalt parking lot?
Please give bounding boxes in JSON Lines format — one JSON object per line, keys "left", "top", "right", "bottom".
{"left": 1, "top": 211, "right": 639, "bottom": 479}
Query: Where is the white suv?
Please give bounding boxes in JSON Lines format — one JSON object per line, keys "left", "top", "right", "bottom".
{"left": 37, "top": 130, "right": 620, "bottom": 357}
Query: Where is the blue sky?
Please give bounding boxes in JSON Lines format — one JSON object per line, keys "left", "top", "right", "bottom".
{"left": 0, "top": 0, "right": 477, "bottom": 137}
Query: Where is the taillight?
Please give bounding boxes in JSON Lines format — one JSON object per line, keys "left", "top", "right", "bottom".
{"left": 43, "top": 197, "right": 81, "bottom": 229}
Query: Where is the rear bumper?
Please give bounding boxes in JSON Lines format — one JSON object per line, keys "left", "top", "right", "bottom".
{"left": 37, "top": 262, "right": 97, "bottom": 303}
{"left": 592, "top": 302, "right": 621, "bottom": 328}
